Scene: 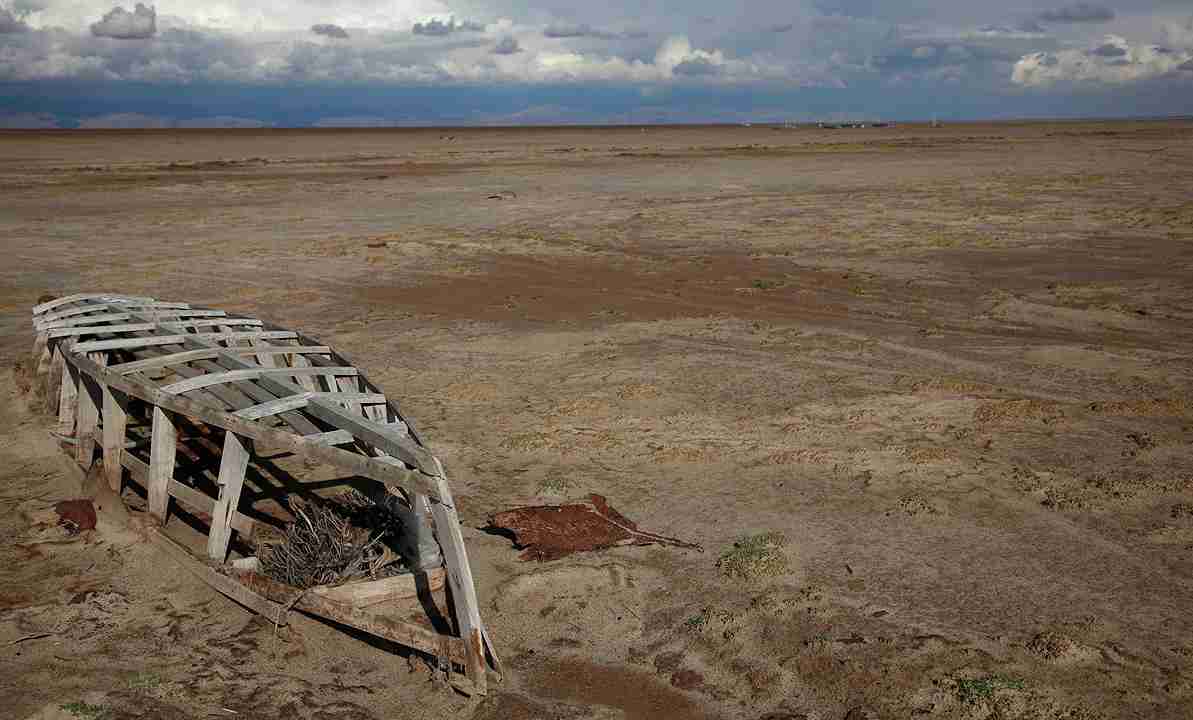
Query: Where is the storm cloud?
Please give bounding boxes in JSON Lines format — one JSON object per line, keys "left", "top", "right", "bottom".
{"left": 1038, "top": 3, "right": 1115, "bottom": 24}
{"left": 311, "top": 24, "right": 349, "bottom": 40}
{"left": 90, "top": 3, "right": 156, "bottom": 39}
{"left": 411, "top": 18, "right": 484, "bottom": 36}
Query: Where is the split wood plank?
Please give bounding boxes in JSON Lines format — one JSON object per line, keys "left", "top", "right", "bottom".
{"left": 148, "top": 406, "right": 178, "bottom": 522}
{"left": 152, "top": 530, "right": 287, "bottom": 625}
{"left": 287, "top": 351, "right": 320, "bottom": 391}
{"left": 309, "top": 568, "right": 446, "bottom": 607}
{"left": 207, "top": 433, "right": 252, "bottom": 562}
{"left": 161, "top": 366, "right": 358, "bottom": 395}
{"left": 47, "top": 322, "right": 156, "bottom": 339}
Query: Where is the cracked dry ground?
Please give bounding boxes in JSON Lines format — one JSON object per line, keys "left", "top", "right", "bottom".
{"left": 2, "top": 121, "right": 1193, "bottom": 719}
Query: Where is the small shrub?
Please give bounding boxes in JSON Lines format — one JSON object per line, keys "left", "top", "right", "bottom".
{"left": 127, "top": 672, "right": 162, "bottom": 692}
{"left": 717, "top": 532, "right": 789, "bottom": 579}
{"left": 955, "top": 675, "right": 1026, "bottom": 704}
{"left": 61, "top": 702, "right": 108, "bottom": 720}
{"left": 539, "top": 474, "right": 570, "bottom": 495}
{"left": 752, "top": 279, "right": 782, "bottom": 290}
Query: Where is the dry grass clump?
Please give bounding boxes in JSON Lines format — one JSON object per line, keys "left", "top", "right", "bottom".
{"left": 258, "top": 491, "right": 403, "bottom": 589}
{"left": 717, "top": 531, "right": 789, "bottom": 580}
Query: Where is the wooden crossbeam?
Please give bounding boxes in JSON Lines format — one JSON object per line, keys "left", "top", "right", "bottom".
{"left": 74, "top": 331, "right": 298, "bottom": 353}
{"left": 110, "top": 349, "right": 220, "bottom": 374}
{"left": 304, "top": 429, "right": 357, "bottom": 445}
{"left": 234, "top": 392, "right": 386, "bottom": 420}
{"left": 48, "top": 322, "right": 156, "bottom": 338}
{"left": 305, "top": 401, "right": 436, "bottom": 475}
{"left": 36, "top": 302, "right": 193, "bottom": 327}
{"left": 161, "top": 367, "right": 358, "bottom": 394}
{"left": 33, "top": 293, "right": 155, "bottom": 315}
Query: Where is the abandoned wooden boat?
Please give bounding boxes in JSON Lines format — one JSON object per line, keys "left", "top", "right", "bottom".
{"left": 30, "top": 293, "right": 500, "bottom": 694}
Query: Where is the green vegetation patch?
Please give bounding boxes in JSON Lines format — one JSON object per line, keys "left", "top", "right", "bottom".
{"left": 61, "top": 702, "right": 108, "bottom": 720}
{"left": 955, "top": 675, "right": 1026, "bottom": 704}
{"left": 717, "top": 531, "right": 789, "bottom": 579}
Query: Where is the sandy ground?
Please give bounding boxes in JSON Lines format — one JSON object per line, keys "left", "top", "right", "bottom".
{"left": 2, "top": 121, "right": 1193, "bottom": 719}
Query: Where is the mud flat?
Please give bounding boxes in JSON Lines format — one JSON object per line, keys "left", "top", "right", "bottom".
{"left": 2, "top": 120, "right": 1193, "bottom": 719}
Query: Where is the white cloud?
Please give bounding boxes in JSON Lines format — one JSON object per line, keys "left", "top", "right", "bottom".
{"left": 1012, "top": 34, "right": 1192, "bottom": 86}
{"left": 1164, "top": 16, "right": 1193, "bottom": 50}
{"left": 91, "top": 3, "right": 156, "bottom": 39}
{"left": 0, "top": 7, "right": 28, "bottom": 33}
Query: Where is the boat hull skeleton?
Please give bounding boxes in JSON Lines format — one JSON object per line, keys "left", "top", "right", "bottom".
{"left": 30, "top": 293, "right": 500, "bottom": 694}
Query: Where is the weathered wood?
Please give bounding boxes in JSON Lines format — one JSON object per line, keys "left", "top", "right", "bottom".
{"left": 110, "top": 349, "right": 220, "bottom": 374}
{"left": 161, "top": 366, "right": 358, "bottom": 395}
{"left": 233, "top": 392, "right": 386, "bottom": 421}
{"left": 67, "top": 353, "right": 443, "bottom": 501}
{"left": 147, "top": 406, "right": 177, "bottom": 522}
{"left": 35, "top": 302, "right": 193, "bottom": 327}
{"left": 33, "top": 293, "right": 154, "bottom": 315}
{"left": 303, "top": 429, "right": 357, "bottom": 446}
{"left": 207, "top": 432, "right": 252, "bottom": 562}
{"left": 75, "top": 354, "right": 106, "bottom": 468}
{"left": 305, "top": 401, "right": 436, "bottom": 475}
{"left": 152, "top": 530, "right": 287, "bottom": 625}
{"left": 48, "top": 322, "right": 156, "bottom": 338}
{"left": 57, "top": 354, "right": 79, "bottom": 436}
{"left": 73, "top": 331, "right": 298, "bottom": 353}
{"left": 101, "top": 384, "right": 130, "bottom": 492}
{"left": 42, "top": 312, "right": 134, "bottom": 329}
{"left": 239, "top": 572, "right": 466, "bottom": 666}
{"left": 428, "top": 458, "right": 488, "bottom": 693}
{"left": 309, "top": 568, "right": 446, "bottom": 607}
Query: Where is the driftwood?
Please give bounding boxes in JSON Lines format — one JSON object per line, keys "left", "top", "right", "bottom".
{"left": 489, "top": 494, "right": 703, "bottom": 562}
{"left": 30, "top": 293, "right": 500, "bottom": 694}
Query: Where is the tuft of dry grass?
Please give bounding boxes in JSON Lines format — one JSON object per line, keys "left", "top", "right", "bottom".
{"left": 717, "top": 531, "right": 789, "bottom": 580}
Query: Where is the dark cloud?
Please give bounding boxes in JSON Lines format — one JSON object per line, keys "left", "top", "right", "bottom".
{"left": 673, "top": 57, "right": 719, "bottom": 76}
{"left": 90, "top": 3, "right": 156, "bottom": 40}
{"left": 543, "top": 23, "right": 614, "bottom": 39}
{"left": 0, "top": 8, "right": 28, "bottom": 33}
{"left": 1181, "top": 59, "right": 1193, "bottom": 71}
{"left": 311, "top": 24, "right": 349, "bottom": 40}
{"left": 1038, "top": 3, "right": 1115, "bottom": 23}
{"left": 1091, "top": 43, "right": 1126, "bottom": 57}
{"left": 412, "top": 18, "right": 484, "bottom": 36}
{"left": 492, "top": 35, "right": 521, "bottom": 55}
{"left": 769, "top": 23, "right": 795, "bottom": 33}
{"left": 1016, "top": 19, "right": 1047, "bottom": 33}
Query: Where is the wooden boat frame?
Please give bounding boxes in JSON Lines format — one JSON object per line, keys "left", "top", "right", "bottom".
{"left": 30, "top": 293, "right": 500, "bottom": 695}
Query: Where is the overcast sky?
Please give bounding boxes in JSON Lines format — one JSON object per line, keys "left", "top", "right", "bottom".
{"left": 2, "top": 1, "right": 1192, "bottom": 126}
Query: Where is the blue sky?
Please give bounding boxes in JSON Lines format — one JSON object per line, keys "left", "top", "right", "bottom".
{"left": 1, "top": 1, "right": 1192, "bottom": 126}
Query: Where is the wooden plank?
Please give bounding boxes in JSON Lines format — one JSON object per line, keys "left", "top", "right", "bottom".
{"left": 42, "top": 312, "right": 133, "bottom": 329}
{"left": 161, "top": 366, "right": 358, "bottom": 395}
{"left": 147, "top": 406, "right": 177, "bottom": 523}
{"left": 233, "top": 392, "right": 386, "bottom": 421}
{"left": 207, "top": 433, "right": 252, "bottom": 562}
{"left": 110, "top": 349, "right": 220, "bottom": 374}
{"left": 309, "top": 568, "right": 446, "bottom": 607}
{"left": 287, "top": 351, "right": 320, "bottom": 391}
{"left": 36, "top": 302, "right": 193, "bottom": 327}
{"left": 74, "top": 354, "right": 106, "bottom": 468}
{"left": 303, "top": 429, "right": 356, "bottom": 446}
{"left": 170, "top": 479, "right": 255, "bottom": 537}
{"left": 33, "top": 293, "right": 154, "bottom": 315}
{"left": 152, "top": 530, "right": 287, "bottom": 625}
{"left": 73, "top": 331, "right": 297, "bottom": 353}
{"left": 158, "top": 318, "right": 264, "bottom": 330}
{"left": 305, "top": 401, "right": 437, "bottom": 475}
{"left": 66, "top": 353, "right": 443, "bottom": 501}
{"left": 101, "top": 385, "right": 130, "bottom": 492}
{"left": 239, "top": 572, "right": 466, "bottom": 666}
{"left": 428, "top": 458, "right": 487, "bottom": 693}
{"left": 57, "top": 354, "right": 79, "bottom": 436}
{"left": 48, "top": 322, "right": 156, "bottom": 339}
